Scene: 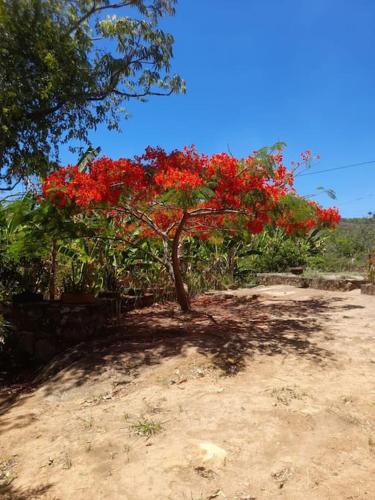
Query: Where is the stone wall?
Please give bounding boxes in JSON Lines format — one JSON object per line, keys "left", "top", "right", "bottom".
{"left": 2, "top": 292, "right": 156, "bottom": 363}
{"left": 3, "top": 301, "right": 109, "bottom": 362}
{"left": 256, "top": 273, "right": 367, "bottom": 292}
{"left": 361, "top": 283, "right": 375, "bottom": 296}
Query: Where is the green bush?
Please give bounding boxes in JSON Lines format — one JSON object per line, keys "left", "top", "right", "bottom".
{"left": 237, "top": 228, "right": 311, "bottom": 274}
{"left": 306, "top": 218, "right": 375, "bottom": 272}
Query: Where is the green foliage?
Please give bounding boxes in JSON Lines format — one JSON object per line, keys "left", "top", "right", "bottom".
{"left": 0, "top": 197, "right": 49, "bottom": 297}
{"left": 368, "top": 264, "right": 375, "bottom": 284}
{"left": 316, "top": 187, "right": 337, "bottom": 200}
{"left": 238, "top": 228, "right": 311, "bottom": 274}
{"left": 4, "top": 198, "right": 371, "bottom": 305}
{"left": 307, "top": 218, "right": 375, "bottom": 272}
{"left": 0, "top": 195, "right": 92, "bottom": 298}
{"left": 59, "top": 240, "right": 98, "bottom": 293}
{"left": 182, "top": 237, "right": 242, "bottom": 294}
{"left": 0, "top": 0, "right": 184, "bottom": 184}
{"left": 0, "top": 313, "right": 12, "bottom": 351}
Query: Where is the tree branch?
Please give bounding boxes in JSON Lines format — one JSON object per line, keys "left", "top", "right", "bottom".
{"left": 113, "top": 88, "right": 174, "bottom": 98}
{"left": 0, "top": 180, "right": 21, "bottom": 192}
{"left": 112, "top": 205, "right": 169, "bottom": 240}
{"left": 188, "top": 208, "right": 245, "bottom": 217}
{"left": 68, "top": 1, "right": 134, "bottom": 35}
{"left": 166, "top": 221, "right": 178, "bottom": 234}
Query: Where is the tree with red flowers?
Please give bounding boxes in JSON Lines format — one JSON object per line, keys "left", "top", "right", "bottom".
{"left": 42, "top": 145, "right": 340, "bottom": 311}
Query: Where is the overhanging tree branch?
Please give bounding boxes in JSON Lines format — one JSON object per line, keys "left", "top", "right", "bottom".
{"left": 68, "top": 1, "right": 135, "bottom": 35}
{"left": 1, "top": 0, "right": 182, "bottom": 183}
{"left": 0, "top": 180, "right": 21, "bottom": 192}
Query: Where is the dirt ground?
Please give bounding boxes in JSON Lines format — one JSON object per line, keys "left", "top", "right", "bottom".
{"left": 1, "top": 285, "right": 375, "bottom": 500}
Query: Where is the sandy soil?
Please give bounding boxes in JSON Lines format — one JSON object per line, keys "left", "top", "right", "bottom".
{"left": 0, "top": 285, "right": 374, "bottom": 500}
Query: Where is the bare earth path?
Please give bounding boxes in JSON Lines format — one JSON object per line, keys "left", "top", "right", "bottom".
{"left": 1, "top": 285, "right": 374, "bottom": 499}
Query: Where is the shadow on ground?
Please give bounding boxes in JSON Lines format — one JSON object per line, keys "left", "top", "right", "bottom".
{"left": 0, "top": 483, "right": 52, "bottom": 500}
{"left": 0, "top": 292, "right": 349, "bottom": 431}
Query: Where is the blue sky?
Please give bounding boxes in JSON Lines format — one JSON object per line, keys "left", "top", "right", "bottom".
{"left": 62, "top": 0, "right": 375, "bottom": 217}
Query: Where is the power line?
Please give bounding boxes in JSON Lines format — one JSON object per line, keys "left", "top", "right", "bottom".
{"left": 339, "top": 194, "right": 375, "bottom": 206}
{"left": 297, "top": 160, "right": 375, "bottom": 177}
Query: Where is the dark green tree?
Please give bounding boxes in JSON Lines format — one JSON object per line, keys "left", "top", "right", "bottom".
{"left": 0, "top": 0, "right": 184, "bottom": 187}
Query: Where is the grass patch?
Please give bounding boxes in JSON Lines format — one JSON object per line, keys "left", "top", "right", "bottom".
{"left": 0, "top": 459, "right": 16, "bottom": 487}
{"left": 130, "top": 419, "right": 163, "bottom": 438}
{"left": 270, "top": 386, "right": 306, "bottom": 406}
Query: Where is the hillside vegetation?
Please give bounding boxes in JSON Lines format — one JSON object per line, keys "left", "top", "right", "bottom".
{"left": 310, "top": 217, "right": 375, "bottom": 272}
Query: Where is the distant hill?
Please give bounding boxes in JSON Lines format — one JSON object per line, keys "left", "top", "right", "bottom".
{"left": 316, "top": 217, "right": 375, "bottom": 272}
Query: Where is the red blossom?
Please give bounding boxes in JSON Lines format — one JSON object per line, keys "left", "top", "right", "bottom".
{"left": 42, "top": 146, "right": 340, "bottom": 239}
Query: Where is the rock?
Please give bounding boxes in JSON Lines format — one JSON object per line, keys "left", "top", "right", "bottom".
{"left": 361, "top": 284, "right": 375, "bottom": 295}
{"left": 198, "top": 441, "right": 227, "bottom": 465}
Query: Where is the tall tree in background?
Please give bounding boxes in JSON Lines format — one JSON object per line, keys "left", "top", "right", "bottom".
{"left": 0, "top": 0, "right": 184, "bottom": 187}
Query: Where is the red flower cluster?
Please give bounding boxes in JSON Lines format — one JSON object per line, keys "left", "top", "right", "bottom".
{"left": 276, "top": 216, "right": 317, "bottom": 235}
{"left": 42, "top": 146, "right": 340, "bottom": 239}
{"left": 42, "top": 158, "right": 145, "bottom": 208}
{"left": 275, "top": 201, "right": 341, "bottom": 235}
{"left": 315, "top": 206, "right": 341, "bottom": 227}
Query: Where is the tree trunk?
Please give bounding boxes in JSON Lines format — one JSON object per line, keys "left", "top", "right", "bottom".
{"left": 171, "top": 213, "right": 190, "bottom": 312}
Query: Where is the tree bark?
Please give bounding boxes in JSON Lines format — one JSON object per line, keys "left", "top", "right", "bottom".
{"left": 171, "top": 213, "right": 190, "bottom": 312}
